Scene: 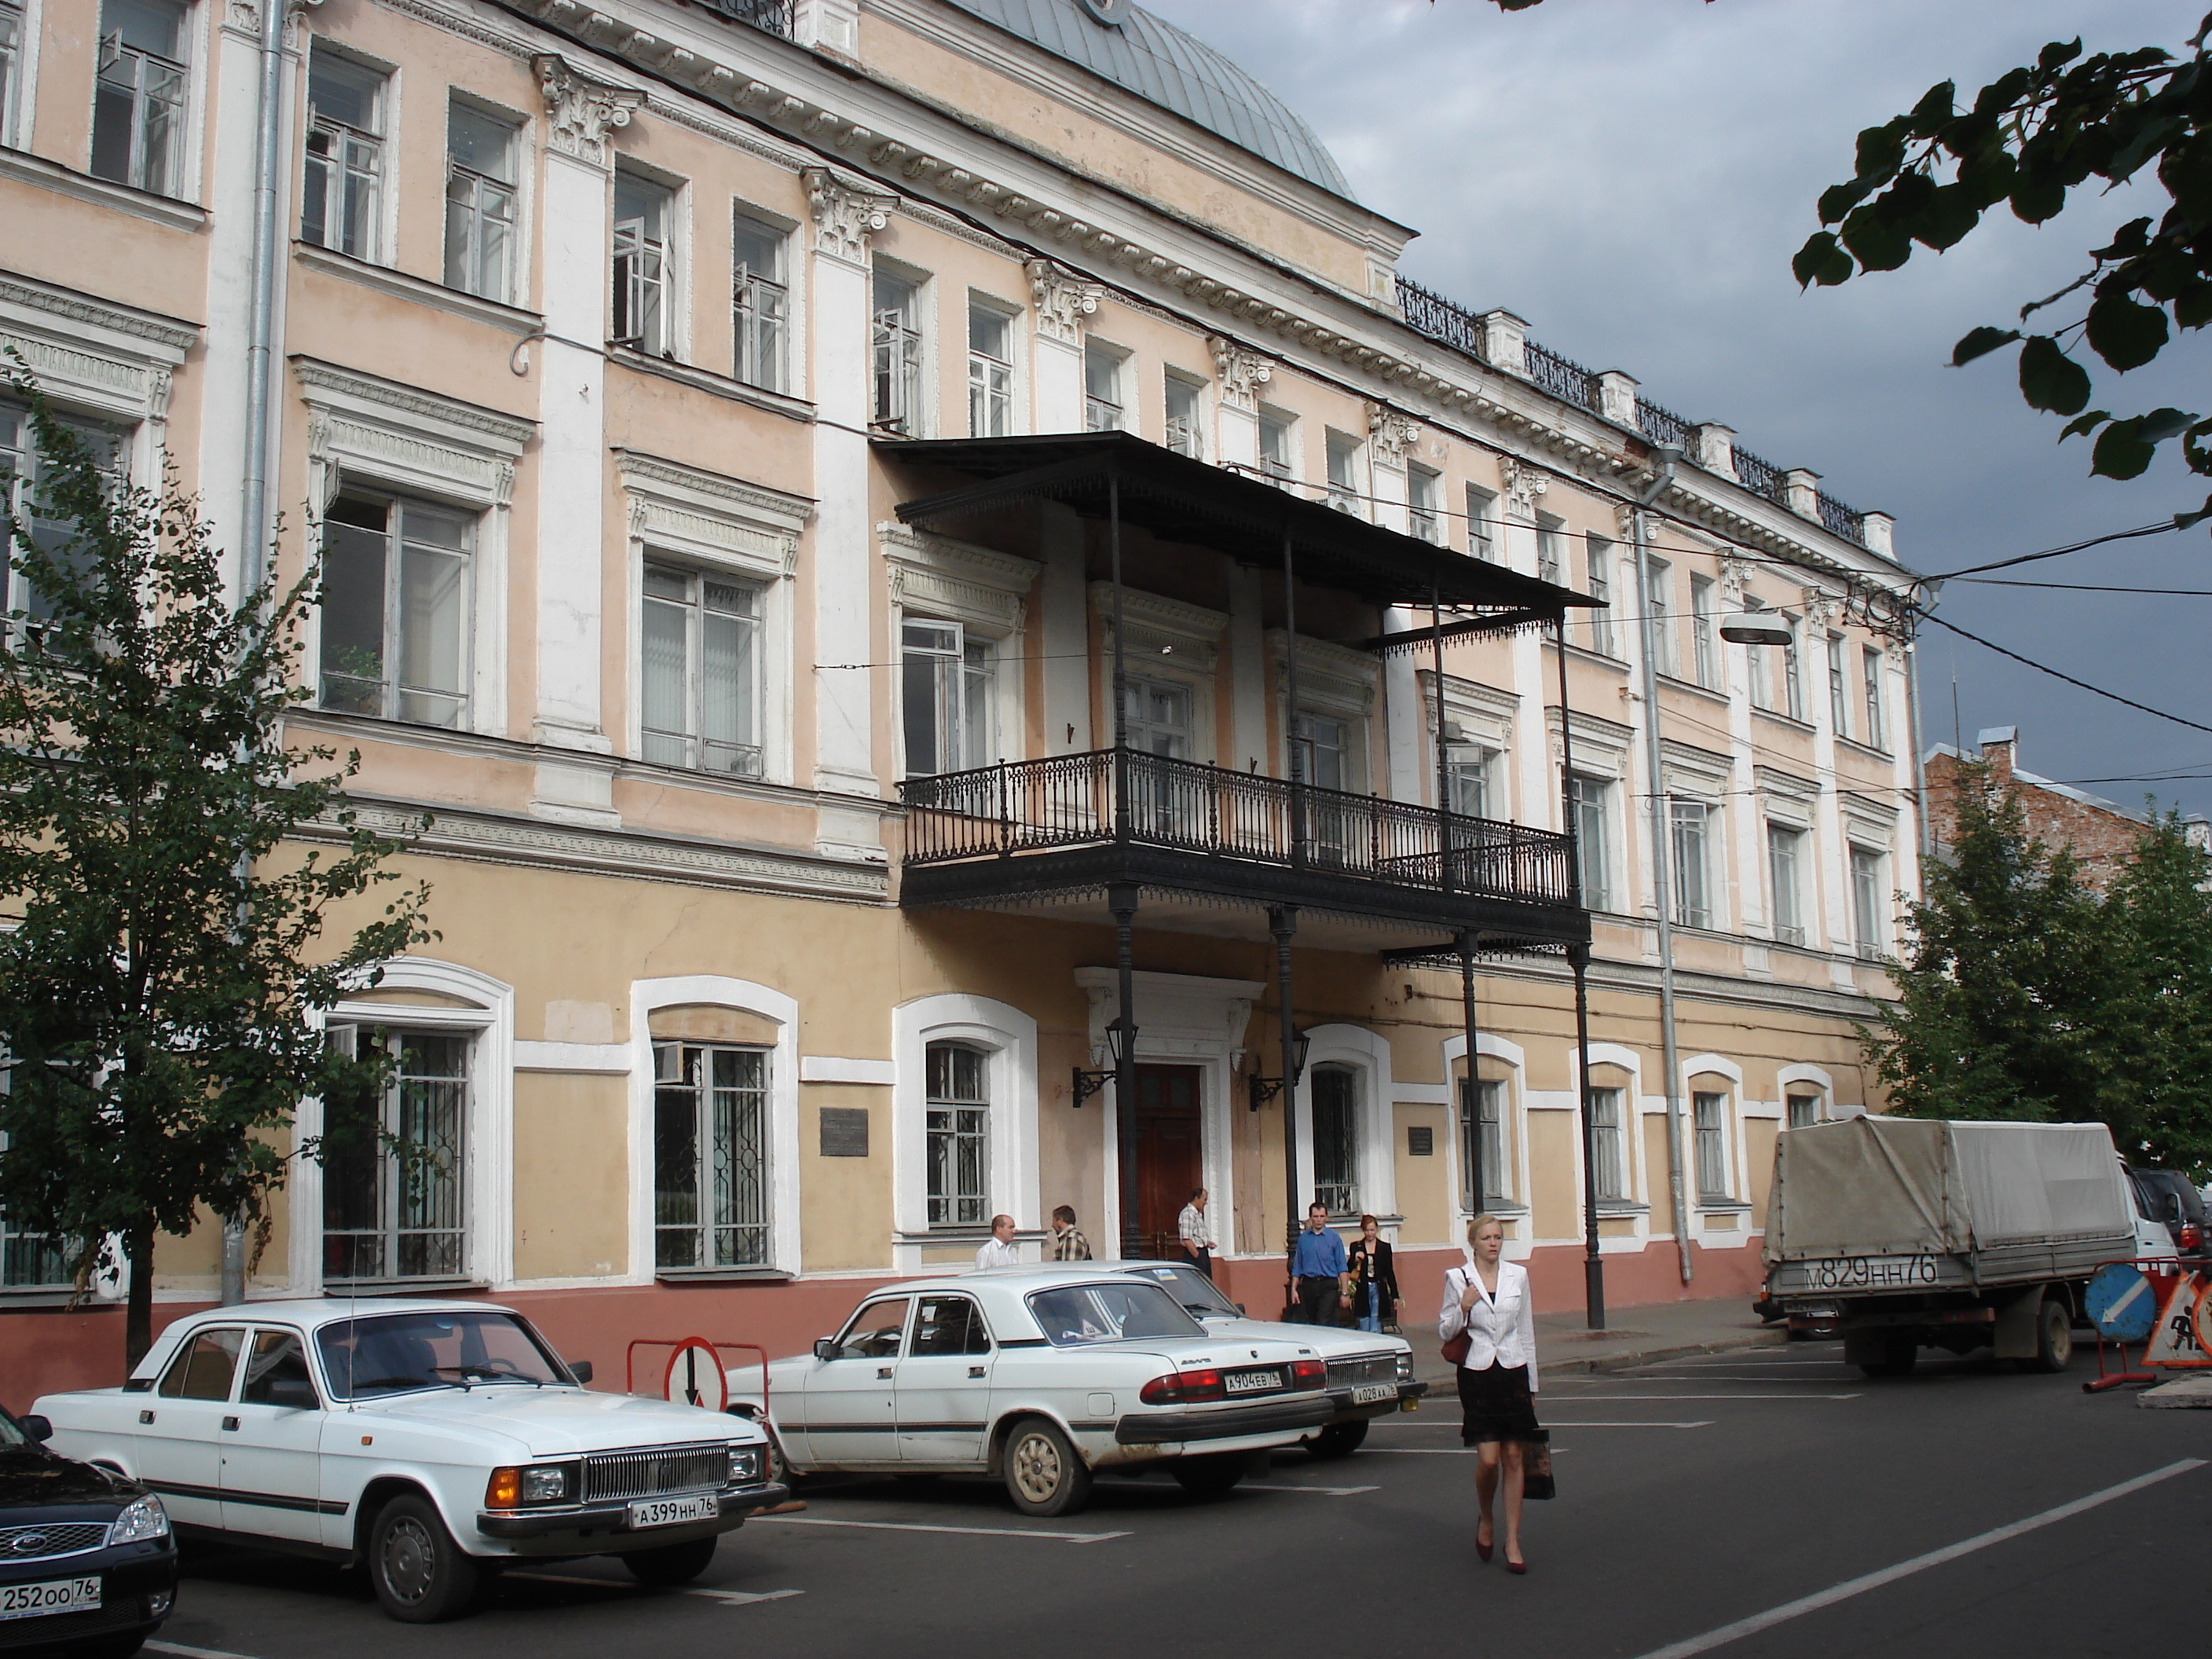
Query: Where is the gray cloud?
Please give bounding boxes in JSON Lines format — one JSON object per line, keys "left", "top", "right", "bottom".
{"left": 1146, "top": 0, "right": 2212, "bottom": 818}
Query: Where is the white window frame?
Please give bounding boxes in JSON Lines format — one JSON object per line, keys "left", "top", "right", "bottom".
{"left": 1827, "top": 630, "right": 1850, "bottom": 738}
{"left": 1569, "top": 771, "right": 1614, "bottom": 912}
{"left": 316, "top": 485, "right": 476, "bottom": 730}
{"left": 1324, "top": 428, "right": 1363, "bottom": 516}
{"left": 1163, "top": 369, "right": 1205, "bottom": 460}
{"left": 872, "top": 262, "right": 928, "bottom": 434}
{"left": 1778, "top": 1064, "right": 1835, "bottom": 1131}
{"left": 1780, "top": 614, "right": 1806, "bottom": 721}
{"left": 443, "top": 96, "right": 522, "bottom": 305}
{"left": 0, "top": 0, "right": 31, "bottom": 153}
{"left": 1465, "top": 483, "right": 1498, "bottom": 562}
{"left": 1671, "top": 796, "right": 1716, "bottom": 930}
{"left": 91, "top": 0, "right": 194, "bottom": 200}
{"left": 1535, "top": 513, "right": 1566, "bottom": 584}
{"left": 892, "top": 994, "right": 1038, "bottom": 1267}
{"left": 1767, "top": 820, "right": 1807, "bottom": 946}
{"left": 1646, "top": 555, "right": 1674, "bottom": 676}
{"left": 638, "top": 560, "right": 765, "bottom": 777}
{"left": 1082, "top": 339, "right": 1126, "bottom": 432}
{"left": 1690, "top": 573, "right": 1718, "bottom": 688}
{"left": 1584, "top": 532, "right": 1616, "bottom": 655}
{"left": 1408, "top": 463, "right": 1441, "bottom": 544}
{"left": 1257, "top": 403, "right": 1296, "bottom": 484}
{"left": 300, "top": 42, "right": 390, "bottom": 265}
{"left": 1442, "top": 1031, "right": 1525, "bottom": 1220}
{"left": 1692, "top": 1089, "right": 1733, "bottom": 1203}
{"left": 1295, "top": 1024, "right": 1396, "bottom": 1224}
{"left": 900, "top": 615, "right": 997, "bottom": 778}
{"left": 1851, "top": 843, "right": 1888, "bottom": 959}
{"left": 924, "top": 1038, "right": 991, "bottom": 1230}
{"left": 1862, "top": 646, "right": 1887, "bottom": 749}
{"left": 888, "top": 526, "right": 1037, "bottom": 780}
{"left": 1588, "top": 1086, "right": 1628, "bottom": 1203}
{"left": 967, "top": 294, "right": 1016, "bottom": 438}
{"left": 731, "top": 203, "right": 792, "bottom": 395}
{"left": 612, "top": 165, "right": 682, "bottom": 359}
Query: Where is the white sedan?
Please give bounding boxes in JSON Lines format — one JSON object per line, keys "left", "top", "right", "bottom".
{"left": 740, "top": 1269, "right": 1334, "bottom": 1515}
{"left": 32, "top": 1298, "right": 783, "bottom": 1623}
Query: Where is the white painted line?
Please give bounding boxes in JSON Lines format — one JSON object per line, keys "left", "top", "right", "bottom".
{"left": 1628, "top": 1459, "right": 2208, "bottom": 1659}
{"left": 1566, "top": 1393, "right": 1861, "bottom": 1401}
{"left": 149, "top": 1643, "right": 261, "bottom": 1659}
{"left": 689, "top": 1588, "right": 806, "bottom": 1606}
{"left": 507, "top": 1571, "right": 802, "bottom": 1606}
{"left": 752, "top": 1514, "right": 1130, "bottom": 1544}
{"left": 1247, "top": 1483, "right": 1379, "bottom": 1495}
{"left": 1367, "top": 1423, "right": 1710, "bottom": 1441}
{"left": 1616, "top": 1375, "right": 1861, "bottom": 1383}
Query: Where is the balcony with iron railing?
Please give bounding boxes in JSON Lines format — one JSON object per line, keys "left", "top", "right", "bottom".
{"left": 694, "top": 0, "right": 795, "bottom": 35}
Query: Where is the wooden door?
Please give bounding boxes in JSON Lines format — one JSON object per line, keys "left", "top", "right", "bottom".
{"left": 1135, "top": 1065, "right": 1203, "bottom": 1260}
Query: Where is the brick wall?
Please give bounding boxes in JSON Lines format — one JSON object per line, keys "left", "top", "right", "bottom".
{"left": 1925, "top": 732, "right": 2147, "bottom": 894}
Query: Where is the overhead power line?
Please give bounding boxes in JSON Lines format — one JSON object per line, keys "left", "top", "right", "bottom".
{"left": 1919, "top": 522, "right": 2182, "bottom": 581}
{"left": 1914, "top": 609, "right": 2212, "bottom": 737}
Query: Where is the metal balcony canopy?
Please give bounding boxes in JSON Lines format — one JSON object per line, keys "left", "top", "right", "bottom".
{"left": 876, "top": 432, "right": 1599, "bottom": 613}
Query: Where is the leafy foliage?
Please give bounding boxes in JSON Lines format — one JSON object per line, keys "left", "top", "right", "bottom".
{"left": 0, "top": 372, "right": 432, "bottom": 1364}
{"left": 2100, "top": 811, "right": 2212, "bottom": 1178}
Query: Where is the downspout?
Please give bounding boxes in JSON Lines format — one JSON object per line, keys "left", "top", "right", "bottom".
{"left": 1632, "top": 447, "right": 1694, "bottom": 1288}
{"left": 222, "top": 0, "right": 291, "bottom": 1309}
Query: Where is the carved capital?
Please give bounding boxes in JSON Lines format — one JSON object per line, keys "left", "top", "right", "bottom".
{"left": 533, "top": 54, "right": 643, "bottom": 168}
{"left": 1800, "top": 586, "right": 1841, "bottom": 629}
{"left": 1719, "top": 554, "right": 1752, "bottom": 606}
{"left": 1364, "top": 402, "right": 1419, "bottom": 465}
{"left": 804, "top": 167, "right": 897, "bottom": 262}
{"left": 1500, "top": 456, "right": 1546, "bottom": 522}
{"left": 1613, "top": 502, "right": 1637, "bottom": 540}
{"left": 1026, "top": 258, "right": 1102, "bottom": 344}
{"left": 1207, "top": 335, "right": 1272, "bottom": 410}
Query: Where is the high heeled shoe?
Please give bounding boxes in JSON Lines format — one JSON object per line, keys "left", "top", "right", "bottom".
{"left": 1475, "top": 1520, "right": 1494, "bottom": 1562}
{"left": 1504, "top": 1552, "right": 1528, "bottom": 1575}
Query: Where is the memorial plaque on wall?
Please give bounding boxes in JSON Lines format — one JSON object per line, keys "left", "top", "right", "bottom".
{"left": 820, "top": 1106, "right": 870, "bottom": 1158}
{"left": 1408, "top": 1125, "right": 1434, "bottom": 1157}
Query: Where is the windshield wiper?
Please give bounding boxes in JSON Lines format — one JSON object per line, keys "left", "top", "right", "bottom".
{"left": 346, "top": 1374, "right": 458, "bottom": 1393}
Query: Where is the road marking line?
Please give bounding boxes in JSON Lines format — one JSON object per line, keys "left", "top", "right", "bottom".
{"left": 1564, "top": 1393, "right": 1860, "bottom": 1401}
{"left": 149, "top": 1643, "right": 261, "bottom": 1659}
{"left": 1367, "top": 1423, "right": 1709, "bottom": 1441}
{"left": 690, "top": 1588, "right": 806, "bottom": 1606}
{"left": 1247, "top": 1483, "right": 1379, "bottom": 1495}
{"left": 752, "top": 1514, "right": 1130, "bottom": 1544}
{"left": 1615, "top": 1375, "right": 1860, "bottom": 1383}
{"left": 1628, "top": 1458, "right": 2208, "bottom": 1659}
{"left": 507, "top": 1572, "right": 804, "bottom": 1606}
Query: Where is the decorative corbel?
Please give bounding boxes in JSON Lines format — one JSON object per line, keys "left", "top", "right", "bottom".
{"left": 1365, "top": 402, "right": 1419, "bottom": 466}
{"left": 1026, "top": 258, "right": 1103, "bottom": 344}
{"left": 534, "top": 54, "right": 643, "bottom": 168}
{"left": 1207, "top": 335, "right": 1272, "bottom": 410}
{"left": 803, "top": 167, "right": 898, "bottom": 262}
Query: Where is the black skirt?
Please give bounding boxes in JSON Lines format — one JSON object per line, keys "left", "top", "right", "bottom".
{"left": 1456, "top": 1360, "right": 1540, "bottom": 1445}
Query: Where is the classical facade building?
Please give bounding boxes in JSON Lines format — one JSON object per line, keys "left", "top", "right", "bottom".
{"left": 1, "top": 0, "right": 1925, "bottom": 1390}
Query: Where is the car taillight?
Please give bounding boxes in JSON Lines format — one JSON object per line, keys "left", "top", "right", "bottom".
{"left": 1289, "top": 1359, "right": 1327, "bottom": 1390}
{"left": 1141, "top": 1368, "right": 1226, "bottom": 1405}
{"left": 2182, "top": 1221, "right": 2203, "bottom": 1253}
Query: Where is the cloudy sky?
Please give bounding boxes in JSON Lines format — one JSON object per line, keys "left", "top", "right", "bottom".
{"left": 1146, "top": 0, "right": 2212, "bottom": 821}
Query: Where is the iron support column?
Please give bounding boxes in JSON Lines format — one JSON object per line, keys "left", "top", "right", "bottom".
{"left": 1458, "top": 931, "right": 1483, "bottom": 1214}
{"left": 1270, "top": 904, "right": 1300, "bottom": 1286}
{"left": 1111, "top": 881, "right": 1140, "bottom": 1258}
{"left": 1555, "top": 620, "right": 1605, "bottom": 1329}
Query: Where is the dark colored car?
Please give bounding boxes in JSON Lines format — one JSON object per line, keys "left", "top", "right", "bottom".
{"left": 0, "top": 1405, "right": 176, "bottom": 1658}
{"left": 2126, "top": 1166, "right": 2208, "bottom": 1256}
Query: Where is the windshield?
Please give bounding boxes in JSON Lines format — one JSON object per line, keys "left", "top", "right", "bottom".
{"left": 1122, "top": 1264, "right": 1239, "bottom": 1318}
{"left": 1027, "top": 1281, "right": 1204, "bottom": 1346}
{"left": 0, "top": 1410, "right": 28, "bottom": 1449}
{"left": 315, "top": 1310, "right": 571, "bottom": 1399}
{"left": 2137, "top": 1171, "right": 2207, "bottom": 1222}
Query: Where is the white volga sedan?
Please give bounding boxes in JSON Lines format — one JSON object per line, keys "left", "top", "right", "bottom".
{"left": 739, "top": 1270, "right": 1334, "bottom": 1515}
{"left": 32, "top": 1299, "right": 784, "bottom": 1623}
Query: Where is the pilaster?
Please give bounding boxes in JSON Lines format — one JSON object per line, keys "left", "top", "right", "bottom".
{"left": 1027, "top": 258, "right": 1098, "bottom": 434}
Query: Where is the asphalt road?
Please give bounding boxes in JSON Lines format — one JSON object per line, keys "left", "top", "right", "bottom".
{"left": 73, "top": 1341, "right": 2212, "bottom": 1659}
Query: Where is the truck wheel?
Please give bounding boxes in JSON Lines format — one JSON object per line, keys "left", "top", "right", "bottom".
{"left": 2031, "top": 1296, "right": 2075, "bottom": 1374}
{"left": 622, "top": 1536, "right": 719, "bottom": 1587}
{"left": 1002, "top": 1418, "right": 1092, "bottom": 1518}
{"left": 368, "top": 1493, "right": 482, "bottom": 1623}
{"left": 1306, "top": 1419, "right": 1369, "bottom": 1459}
{"left": 1170, "top": 1452, "right": 1248, "bottom": 1496}
{"left": 1859, "top": 1336, "right": 1917, "bottom": 1379}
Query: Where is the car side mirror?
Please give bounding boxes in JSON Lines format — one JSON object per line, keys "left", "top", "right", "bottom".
{"left": 1235, "top": 1303, "right": 1247, "bottom": 1315}
{"left": 812, "top": 1338, "right": 836, "bottom": 1361}
{"left": 567, "top": 1359, "right": 594, "bottom": 1385}
{"left": 19, "top": 1415, "right": 51, "bottom": 1444}
{"left": 264, "top": 1379, "right": 318, "bottom": 1411}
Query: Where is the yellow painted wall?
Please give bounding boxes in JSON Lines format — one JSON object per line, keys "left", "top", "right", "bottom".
{"left": 513, "top": 1073, "right": 629, "bottom": 1281}
{"left": 1393, "top": 1103, "right": 1449, "bottom": 1247}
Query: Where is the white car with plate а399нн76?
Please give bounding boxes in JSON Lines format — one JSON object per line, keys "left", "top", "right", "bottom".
{"left": 734, "top": 1269, "right": 1333, "bottom": 1517}
{"left": 31, "top": 1300, "right": 785, "bottom": 1624}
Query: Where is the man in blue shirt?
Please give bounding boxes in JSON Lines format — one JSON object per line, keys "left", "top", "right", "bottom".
{"left": 1288, "top": 1201, "right": 1346, "bottom": 1324}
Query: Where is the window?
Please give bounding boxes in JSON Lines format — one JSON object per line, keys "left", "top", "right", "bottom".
{"left": 1536, "top": 514, "right": 1565, "bottom": 584}
{"left": 319, "top": 490, "right": 473, "bottom": 728}
{"left": 1569, "top": 772, "right": 1613, "bottom": 911}
{"left": 1, "top": 403, "right": 126, "bottom": 627}
{"left": 1646, "top": 557, "right": 1672, "bottom": 676}
{"left": 321, "top": 1029, "right": 469, "bottom": 1283}
{"left": 240, "top": 1330, "right": 316, "bottom": 1408}
{"left": 444, "top": 102, "right": 517, "bottom": 302}
{"left": 1690, "top": 573, "right": 1718, "bottom": 689}
{"left": 731, "top": 211, "right": 788, "bottom": 393}
{"left": 902, "top": 618, "right": 994, "bottom": 776}
{"left": 653, "top": 1041, "right": 769, "bottom": 1269}
{"left": 92, "top": 0, "right": 186, "bottom": 196}
{"left": 0, "top": 2, "right": 21, "bottom": 145}
{"left": 1862, "top": 646, "right": 1886, "bottom": 749}
{"left": 1445, "top": 733, "right": 1493, "bottom": 819}
{"left": 1295, "top": 709, "right": 1352, "bottom": 792}
{"left": 1588, "top": 1086, "right": 1625, "bottom": 1200}
{"left": 925, "top": 1042, "right": 988, "bottom": 1229}
{"left": 1258, "top": 406, "right": 1294, "bottom": 483}
{"left": 1781, "top": 617, "right": 1805, "bottom": 720}
{"left": 1324, "top": 430, "right": 1361, "bottom": 515}
{"left": 1465, "top": 485, "right": 1497, "bottom": 562}
{"left": 911, "top": 1293, "right": 992, "bottom": 1356}
{"left": 1408, "top": 465, "right": 1441, "bottom": 543}
{"left": 1671, "top": 798, "right": 1712, "bottom": 929}
{"left": 872, "top": 271, "right": 924, "bottom": 432}
{"left": 1122, "top": 676, "right": 1192, "bottom": 758}
{"left": 640, "top": 562, "right": 761, "bottom": 776}
{"left": 1082, "top": 342, "right": 1123, "bottom": 431}
{"left": 1163, "top": 373, "right": 1203, "bottom": 460}
{"left": 1693, "top": 1091, "right": 1730, "bottom": 1201}
{"left": 301, "top": 49, "right": 386, "bottom": 261}
{"left": 613, "top": 171, "right": 674, "bottom": 356}
{"left": 967, "top": 302, "right": 1013, "bottom": 438}
{"left": 1768, "top": 823, "right": 1806, "bottom": 945}
{"left": 1827, "top": 631, "right": 1849, "bottom": 738}
{"left": 1851, "top": 845, "right": 1886, "bottom": 959}
{"left": 159, "top": 1328, "right": 244, "bottom": 1400}
{"left": 0, "top": 1123, "right": 72, "bottom": 1290}
{"left": 1459, "top": 1076, "right": 1508, "bottom": 1205}
{"left": 1785, "top": 1093, "right": 1822, "bottom": 1130}
{"left": 1585, "top": 533, "right": 1615, "bottom": 655}
{"left": 1310, "top": 1063, "right": 1359, "bottom": 1214}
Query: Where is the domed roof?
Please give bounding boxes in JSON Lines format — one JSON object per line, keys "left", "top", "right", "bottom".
{"left": 943, "top": 0, "right": 1355, "bottom": 200}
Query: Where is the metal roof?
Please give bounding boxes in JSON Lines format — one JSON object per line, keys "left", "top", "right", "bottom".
{"left": 943, "top": 0, "right": 1356, "bottom": 200}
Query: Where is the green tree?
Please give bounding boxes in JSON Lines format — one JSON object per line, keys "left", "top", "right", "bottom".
{"left": 2100, "top": 811, "right": 2212, "bottom": 1178}
{"left": 0, "top": 374, "right": 432, "bottom": 1367}
{"left": 1866, "top": 760, "right": 2120, "bottom": 1124}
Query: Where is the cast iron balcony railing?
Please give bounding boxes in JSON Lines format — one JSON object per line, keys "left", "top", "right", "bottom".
{"left": 899, "top": 749, "right": 1576, "bottom": 908}
{"left": 1396, "top": 276, "right": 1488, "bottom": 360}
{"left": 694, "top": 0, "right": 795, "bottom": 36}
{"left": 1524, "top": 341, "right": 1601, "bottom": 414}
{"left": 1635, "top": 397, "right": 1696, "bottom": 452}
{"left": 1730, "top": 445, "right": 1787, "bottom": 505}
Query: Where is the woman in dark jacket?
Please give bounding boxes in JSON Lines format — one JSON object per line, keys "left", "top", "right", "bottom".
{"left": 1344, "top": 1214, "right": 1400, "bottom": 1332}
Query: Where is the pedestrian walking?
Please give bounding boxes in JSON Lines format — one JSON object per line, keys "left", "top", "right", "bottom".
{"left": 1345, "top": 1214, "right": 1399, "bottom": 1333}
{"left": 974, "top": 1213, "right": 1020, "bottom": 1269}
{"left": 1440, "top": 1213, "right": 1540, "bottom": 1573}
{"left": 1288, "top": 1200, "right": 1346, "bottom": 1324}
{"left": 1049, "top": 1204, "right": 1093, "bottom": 1261}
{"left": 1177, "top": 1188, "right": 1216, "bottom": 1278}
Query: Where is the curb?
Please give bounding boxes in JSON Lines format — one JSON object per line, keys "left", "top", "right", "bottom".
{"left": 1545, "top": 1329, "right": 1789, "bottom": 1377}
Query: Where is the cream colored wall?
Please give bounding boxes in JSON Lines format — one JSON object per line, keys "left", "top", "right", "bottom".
{"left": 1393, "top": 1103, "right": 1449, "bottom": 1246}
{"left": 514, "top": 1072, "right": 629, "bottom": 1280}
{"left": 799, "top": 1083, "right": 892, "bottom": 1273}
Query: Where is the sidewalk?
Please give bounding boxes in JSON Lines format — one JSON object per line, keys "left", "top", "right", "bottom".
{"left": 1405, "top": 1297, "right": 1786, "bottom": 1390}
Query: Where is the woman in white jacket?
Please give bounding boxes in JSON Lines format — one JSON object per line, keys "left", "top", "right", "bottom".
{"left": 1439, "top": 1213, "right": 1540, "bottom": 1572}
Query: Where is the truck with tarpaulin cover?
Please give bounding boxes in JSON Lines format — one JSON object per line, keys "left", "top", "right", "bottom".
{"left": 1763, "top": 1118, "right": 2163, "bottom": 1377}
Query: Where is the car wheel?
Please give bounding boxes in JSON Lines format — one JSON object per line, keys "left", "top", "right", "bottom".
{"left": 368, "top": 1492, "right": 482, "bottom": 1624}
{"left": 622, "top": 1536, "right": 719, "bottom": 1587}
{"left": 1002, "top": 1418, "right": 1092, "bottom": 1518}
{"left": 1169, "top": 1452, "right": 1247, "bottom": 1496}
{"left": 1306, "top": 1419, "right": 1369, "bottom": 1460}
{"left": 2031, "top": 1296, "right": 2075, "bottom": 1374}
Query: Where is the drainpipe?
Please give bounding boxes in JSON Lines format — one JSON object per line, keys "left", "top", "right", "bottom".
{"left": 1631, "top": 447, "right": 1694, "bottom": 1288}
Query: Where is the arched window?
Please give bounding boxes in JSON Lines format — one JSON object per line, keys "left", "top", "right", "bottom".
{"left": 1310, "top": 1063, "right": 1361, "bottom": 1215}
{"left": 925, "top": 1041, "right": 990, "bottom": 1227}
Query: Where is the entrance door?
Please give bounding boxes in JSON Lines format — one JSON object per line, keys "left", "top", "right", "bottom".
{"left": 1134, "top": 1065, "right": 1204, "bottom": 1261}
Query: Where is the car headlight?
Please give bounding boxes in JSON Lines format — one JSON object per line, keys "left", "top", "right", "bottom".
{"left": 520, "top": 1464, "right": 570, "bottom": 1503}
{"left": 727, "top": 1445, "right": 764, "bottom": 1485}
{"left": 1395, "top": 1353, "right": 1415, "bottom": 1382}
{"left": 108, "top": 1495, "right": 170, "bottom": 1544}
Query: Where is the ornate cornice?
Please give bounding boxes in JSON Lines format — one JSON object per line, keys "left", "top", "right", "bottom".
{"left": 534, "top": 54, "right": 644, "bottom": 167}
{"left": 289, "top": 357, "right": 537, "bottom": 450}
{"left": 803, "top": 167, "right": 897, "bottom": 263}
{"left": 1025, "top": 258, "right": 1102, "bottom": 345}
{"left": 0, "top": 273, "right": 200, "bottom": 353}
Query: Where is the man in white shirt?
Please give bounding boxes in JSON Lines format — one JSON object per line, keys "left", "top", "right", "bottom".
{"left": 1177, "top": 1188, "right": 1215, "bottom": 1279}
{"left": 974, "top": 1212, "right": 1020, "bottom": 1269}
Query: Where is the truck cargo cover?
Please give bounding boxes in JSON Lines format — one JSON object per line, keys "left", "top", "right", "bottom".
{"left": 1763, "top": 1117, "right": 2129, "bottom": 1266}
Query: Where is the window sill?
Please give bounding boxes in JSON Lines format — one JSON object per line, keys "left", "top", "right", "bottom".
{"left": 1461, "top": 1202, "right": 1529, "bottom": 1218}
{"left": 1547, "top": 639, "right": 1631, "bottom": 672}
{"left": 0, "top": 1289, "right": 114, "bottom": 1311}
{"left": 1694, "top": 1199, "right": 1753, "bottom": 1214}
{"left": 1657, "top": 672, "right": 1730, "bottom": 705}
{"left": 1834, "top": 734, "right": 1895, "bottom": 765}
{"left": 291, "top": 241, "right": 544, "bottom": 335}
{"left": 1751, "top": 708, "right": 1815, "bottom": 736}
{"left": 1594, "top": 1201, "right": 1649, "bottom": 1216}
{"left": 654, "top": 1266, "right": 794, "bottom": 1284}
{"left": 0, "top": 146, "right": 207, "bottom": 230}
{"left": 324, "top": 1276, "right": 489, "bottom": 1297}
{"left": 606, "top": 346, "right": 817, "bottom": 422}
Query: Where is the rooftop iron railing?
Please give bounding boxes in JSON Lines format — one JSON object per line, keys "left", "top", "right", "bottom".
{"left": 899, "top": 749, "right": 1576, "bottom": 909}
{"left": 1635, "top": 397, "right": 1696, "bottom": 452}
{"left": 694, "top": 0, "right": 795, "bottom": 36}
{"left": 1816, "top": 489, "right": 1865, "bottom": 546}
{"left": 1524, "top": 340, "right": 1601, "bottom": 414}
{"left": 1395, "top": 276, "right": 1489, "bottom": 361}
{"left": 1730, "top": 445, "right": 1787, "bottom": 505}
